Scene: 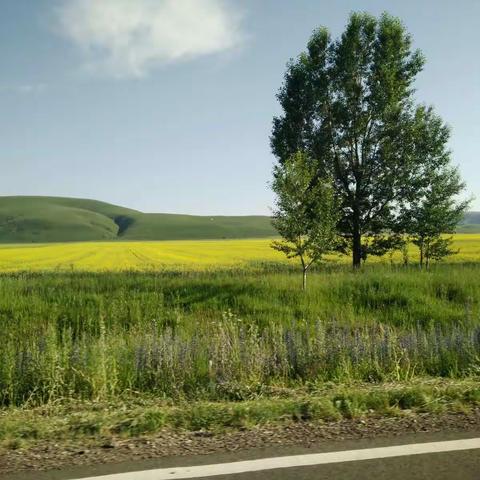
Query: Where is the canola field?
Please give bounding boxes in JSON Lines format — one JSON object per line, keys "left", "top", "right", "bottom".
{"left": 0, "top": 234, "right": 479, "bottom": 272}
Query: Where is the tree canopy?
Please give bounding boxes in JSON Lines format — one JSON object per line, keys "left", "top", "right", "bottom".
{"left": 271, "top": 12, "right": 466, "bottom": 267}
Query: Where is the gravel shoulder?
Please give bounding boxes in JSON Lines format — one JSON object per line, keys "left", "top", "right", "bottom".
{"left": 2, "top": 409, "right": 479, "bottom": 476}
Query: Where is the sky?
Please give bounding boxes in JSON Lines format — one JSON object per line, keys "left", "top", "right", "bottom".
{"left": 0, "top": 0, "right": 479, "bottom": 215}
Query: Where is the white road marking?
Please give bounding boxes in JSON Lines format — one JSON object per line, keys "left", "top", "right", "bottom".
{"left": 77, "top": 438, "right": 480, "bottom": 480}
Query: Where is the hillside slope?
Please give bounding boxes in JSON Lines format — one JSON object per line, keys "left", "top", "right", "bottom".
{"left": 0, "top": 197, "right": 140, "bottom": 243}
{"left": 0, "top": 196, "right": 276, "bottom": 243}
{"left": 0, "top": 196, "right": 477, "bottom": 243}
{"left": 458, "top": 212, "right": 480, "bottom": 233}
{"left": 121, "top": 213, "right": 276, "bottom": 240}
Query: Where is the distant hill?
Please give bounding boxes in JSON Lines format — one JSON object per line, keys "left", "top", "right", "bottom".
{"left": 0, "top": 196, "right": 477, "bottom": 243}
{"left": 458, "top": 212, "right": 480, "bottom": 233}
{"left": 0, "top": 196, "right": 277, "bottom": 243}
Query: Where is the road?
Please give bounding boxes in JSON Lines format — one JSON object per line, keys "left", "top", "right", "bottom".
{"left": 4, "top": 431, "right": 480, "bottom": 480}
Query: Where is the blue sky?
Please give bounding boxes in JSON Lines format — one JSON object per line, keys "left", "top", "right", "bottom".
{"left": 1, "top": 0, "right": 478, "bottom": 215}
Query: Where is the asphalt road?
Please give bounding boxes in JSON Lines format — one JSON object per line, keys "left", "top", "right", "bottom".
{"left": 4, "top": 430, "right": 480, "bottom": 480}
{"left": 210, "top": 450, "right": 480, "bottom": 480}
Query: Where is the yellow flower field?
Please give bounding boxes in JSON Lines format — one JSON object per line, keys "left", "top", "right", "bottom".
{"left": 0, "top": 234, "right": 478, "bottom": 272}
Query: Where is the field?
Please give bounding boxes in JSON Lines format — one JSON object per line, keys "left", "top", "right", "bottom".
{"left": 0, "top": 239, "right": 284, "bottom": 272}
{"left": 1, "top": 234, "right": 480, "bottom": 272}
{"left": 1, "top": 236, "right": 480, "bottom": 456}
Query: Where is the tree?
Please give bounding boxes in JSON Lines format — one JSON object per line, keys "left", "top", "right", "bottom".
{"left": 400, "top": 166, "right": 470, "bottom": 267}
{"left": 271, "top": 151, "right": 339, "bottom": 290}
{"left": 359, "top": 234, "right": 406, "bottom": 265}
{"left": 271, "top": 12, "right": 464, "bottom": 267}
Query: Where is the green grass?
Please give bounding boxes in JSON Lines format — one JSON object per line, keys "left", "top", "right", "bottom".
{"left": 0, "top": 196, "right": 277, "bottom": 243}
{"left": 1, "top": 379, "right": 478, "bottom": 451}
{"left": 1, "top": 263, "right": 480, "bottom": 453}
{"left": 1, "top": 264, "right": 480, "bottom": 407}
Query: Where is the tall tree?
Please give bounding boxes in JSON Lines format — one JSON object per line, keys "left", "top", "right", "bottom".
{"left": 271, "top": 12, "right": 463, "bottom": 267}
{"left": 271, "top": 151, "right": 339, "bottom": 290}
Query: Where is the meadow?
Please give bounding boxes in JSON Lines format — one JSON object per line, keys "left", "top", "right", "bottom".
{"left": 1, "top": 236, "right": 480, "bottom": 449}
{"left": 1, "top": 260, "right": 480, "bottom": 407}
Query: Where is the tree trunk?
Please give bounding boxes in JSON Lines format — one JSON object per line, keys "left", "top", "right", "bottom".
{"left": 302, "top": 267, "right": 307, "bottom": 291}
{"left": 352, "top": 221, "right": 362, "bottom": 268}
{"left": 419, "top": 240, "right": 424, "bottom": 268}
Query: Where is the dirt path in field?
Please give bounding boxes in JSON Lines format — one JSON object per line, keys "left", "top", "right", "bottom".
{"left": 1, "top": 410, "right": 479, "bottom": 476}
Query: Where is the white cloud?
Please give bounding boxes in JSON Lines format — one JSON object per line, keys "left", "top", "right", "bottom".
{"left": 57, "top": 0, "right": 245, "bottom": 78}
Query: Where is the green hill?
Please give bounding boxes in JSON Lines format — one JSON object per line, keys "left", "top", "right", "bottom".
{"left": 122, "top": 213, "right": 276, "bottom": 240}
{"left": 457, "top": 212, "right": 480, "bottom": 233}
{"left": 0, "top": 196, "right": 277, "bottom": 243}
{"left": 0, "top": 196, "right": 477, "bottom": 243}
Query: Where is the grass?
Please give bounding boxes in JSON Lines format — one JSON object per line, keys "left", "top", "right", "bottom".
{"left": 1, "top": 379, "right": 479, "bottom": 450}
{"left": 0, "top": 196, "right": 276, "bottom": 243}
{"left": 1, "top": 237, "right": 480, "bottom": 451}
{"left": 1, "top": 264, "right": 480, "bottom": 407}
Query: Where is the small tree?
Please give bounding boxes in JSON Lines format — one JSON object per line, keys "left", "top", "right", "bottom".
{"left": 401, "top": 166, "right": 470, "bottom": 267}
{"left": 271, "top": 151, "right": 339, "bottom": 290}
{"left": 423, "top": 237, "right": 457, "bottom": 268}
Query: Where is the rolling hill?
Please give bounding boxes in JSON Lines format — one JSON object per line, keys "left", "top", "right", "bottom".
{"left": 0, "top": 196, "right": 478, "bottom": 243}
{"left": 458, "top": 212, "right": 480, "bottom": 233}
{"left": 0, "top": 196, "right": 277, "bottom": 243}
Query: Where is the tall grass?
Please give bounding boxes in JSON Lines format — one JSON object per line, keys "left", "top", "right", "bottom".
{"left": 1, "top": 264, "right": 480, "bottom": 407}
